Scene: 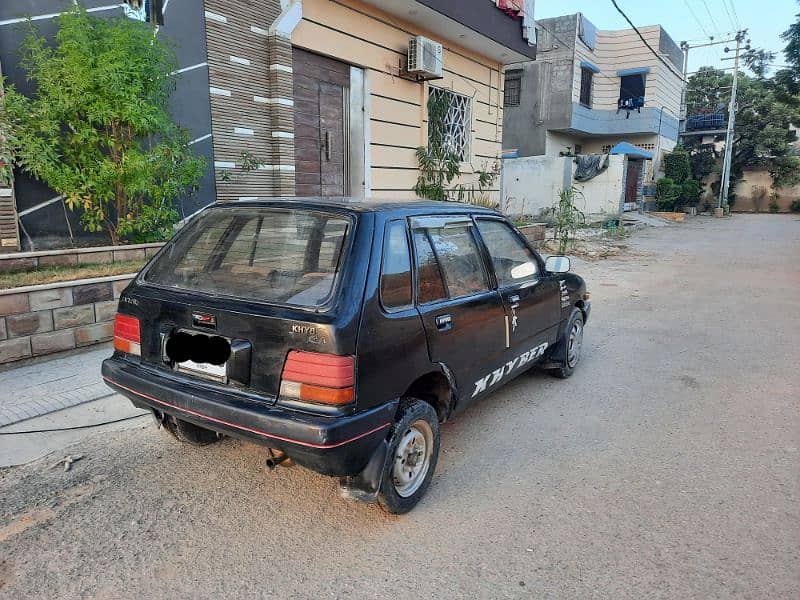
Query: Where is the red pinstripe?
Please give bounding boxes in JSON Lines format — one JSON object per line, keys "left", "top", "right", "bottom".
{"left": 103, "top": 377, "right": 390, "bottom": 449}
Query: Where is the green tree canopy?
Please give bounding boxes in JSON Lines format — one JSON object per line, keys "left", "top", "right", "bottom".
{"left": 0, "top": 7, "right": 205, "bottom": 244}
{"left": 683, "top": 65, "right": 800, "bottom": 193}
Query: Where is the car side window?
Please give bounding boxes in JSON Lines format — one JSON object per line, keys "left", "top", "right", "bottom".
{"left": 413, "top": 230, "right": 448, "bottom": 304}
{"left": 380, "top": 221, "right": 413, "bottom": 310}
{"left": 476, "top": 219, "right": 539, "bottom": 287}
{"left": 424, "top": 225, "right": 489, "bottom": 299}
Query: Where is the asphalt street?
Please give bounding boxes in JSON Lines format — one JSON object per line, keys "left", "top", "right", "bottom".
{"left": 0, "top": 214, "right": 797, "bottom": 599}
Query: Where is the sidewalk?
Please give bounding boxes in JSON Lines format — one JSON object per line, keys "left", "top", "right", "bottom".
{"left": 0, "top": 344, "right": 148, "bottom": 466}
{"left": 0, "top": 344, "right": 117, "bottom": 427}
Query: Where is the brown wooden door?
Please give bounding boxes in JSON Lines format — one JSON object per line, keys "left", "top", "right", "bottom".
{"left": 625, "top": 159, "right": 643, "bottom": 203}
{"left": 293, "top": 48, "right": 350, "bottom": 197}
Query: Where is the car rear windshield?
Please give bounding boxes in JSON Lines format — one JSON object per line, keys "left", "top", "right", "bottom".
{"left": 144, "top": 207, "right": 351, "bottom": 308}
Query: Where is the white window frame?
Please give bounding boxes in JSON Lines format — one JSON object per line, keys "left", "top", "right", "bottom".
{"left": 427, "top": 86, "right": 472, "bottom": 163}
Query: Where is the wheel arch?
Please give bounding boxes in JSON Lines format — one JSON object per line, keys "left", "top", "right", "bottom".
{"left": 401, "top": 365, "right": 457, "bottom": 423}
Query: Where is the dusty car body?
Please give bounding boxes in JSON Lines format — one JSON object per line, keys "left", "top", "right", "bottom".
{"left": 102, "top": 198, "right": 590, "bottom": 512}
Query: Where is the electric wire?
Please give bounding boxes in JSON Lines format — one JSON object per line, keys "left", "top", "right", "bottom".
{"left": 728, "top": 0, "right": 741, "bottom": 29}
{"left": 720, "top": 0, "right": 737, "bottom": 31}
{"left": 608, "top": 0, "right": 686, "bottom": 80}
{"left": 682, "top": 0, "right": 711, "bottom": 39}
{"left": 699, "top": 0, "right": 721, "bottom": 34}
{"left": 0, "top": 413, "right": 147, "bottom": 435}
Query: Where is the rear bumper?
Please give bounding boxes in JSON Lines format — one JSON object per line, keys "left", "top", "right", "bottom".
{"left": 102, "top": 356, "right": 396, "bottom": 477}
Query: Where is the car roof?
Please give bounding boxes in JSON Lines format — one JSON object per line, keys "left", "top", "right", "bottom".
{"left": 207, "top": 197, "right": 501, "bottom": 216}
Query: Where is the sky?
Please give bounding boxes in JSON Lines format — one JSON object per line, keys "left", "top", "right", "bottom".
{"left": 534, "top": 0, "right": 798, "bottom": 76}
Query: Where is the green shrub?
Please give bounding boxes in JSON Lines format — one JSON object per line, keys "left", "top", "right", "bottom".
{"left": 679, "top": 180, "right": 702, "bottom": 206}
{"left": 1, "top": 7, "right": 205, "bottom": 245}
{"left": 664, "top": 149, "right": 691, "bottom": 183}
{"left": 790, "top": 199, "right": 800, "bottom": 213}
{"left": 656, "top": 177, "right": 680, "bottom": 211}
{"left": 768, "top": 199, "right": 780, "bottom": 213}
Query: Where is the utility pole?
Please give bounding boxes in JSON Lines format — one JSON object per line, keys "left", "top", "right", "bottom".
{"left": 677, "top": 36, "right": 736, "bottom": 137}
{"left": 679, "top": 41, "right": 690, "bottom": 132}
{"left": 718, "top": 30, "right": 748, "bottom": 213}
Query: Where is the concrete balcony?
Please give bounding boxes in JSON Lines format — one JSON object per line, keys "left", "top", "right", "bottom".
{"left": 559, "top": 103, "right": 680, "bottom": 141}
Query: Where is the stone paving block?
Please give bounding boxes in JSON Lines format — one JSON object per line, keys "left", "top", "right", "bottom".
{"left": 0, "top": 256, "right": 37, "bottom": 273}
{"left": 0, "top": 293, "right": 30, "bottom": 316}
{"left": 0, "top": 337, "right": 31, "bottom": 363}
{"left": 53, "top": 304, "right": 95, "bottom": 329}
{"left": 112, "top": 278, "right": 134, "bottom": 298}
{"left": 73, "top": 282, "right": 113, "bottom": 305}
{"left": 77, "top": 250, "right": 113, "bottom": 265}
{"left": 74, "top": 321, "right": 114, "bottom": 347}
{"left": 38, "top": 254, "right": 78, "bottom": 267}
{"left": 29, "top": 287, "right": 73, "bottom": 311}
{"left": 94, "top": 299, "right": 119, "bottom": 323}
{"left": 113, "top": 248, "right": 146, "bottom": 262}
{"left": 0, "top": 317, "right": 6, "bottom": 341}
{"left": 31, "top": 329, "right": 77, "bottom": 356}
{"left": 6, "top": 311, "right": 53, "bottom": 337}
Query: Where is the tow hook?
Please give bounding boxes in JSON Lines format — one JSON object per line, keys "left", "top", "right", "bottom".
{"left": 265, "top": 448, "right": 291, "bottom": 470}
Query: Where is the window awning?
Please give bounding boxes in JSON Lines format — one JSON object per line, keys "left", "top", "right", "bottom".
{"left": 617, "top": 67, "right": 651, "bottom": 77}
{"left": 580, "top": 60, "right": 600, "bottom": 73}
{"left": 609, "top": 142, "right": 653, "bottom": 159}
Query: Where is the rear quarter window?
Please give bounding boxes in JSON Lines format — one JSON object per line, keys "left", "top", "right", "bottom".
{"left": 380, "top": 221, "right": 413, "bottom": 310}
{"left": 144, "top": 208, "right": 351, "bottom": 308}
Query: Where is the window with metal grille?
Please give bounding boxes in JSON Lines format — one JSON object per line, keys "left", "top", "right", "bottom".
{"left": 428, "top": 87, "right": 472, "bottom": 162}
{"left": 579, "top": 67, "right": 593, "bottom": 107}
{"left": 504, "top": 71, "right": 522, "bottom": 107}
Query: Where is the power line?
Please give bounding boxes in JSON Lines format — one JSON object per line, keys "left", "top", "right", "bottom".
{"left": 720, "top": 0, "right": 737, "bottom": 31}
{"left": 699, "top": 0, "right": 721, "bottom": 33}
{"left": 609, "top": 0, "right": 685, "bottom": 80}
{"left": 682, "top": 0, "right": 711, "bottom": 38}
{"left": 728, "top": 0, "right": 741, "bottom": 29}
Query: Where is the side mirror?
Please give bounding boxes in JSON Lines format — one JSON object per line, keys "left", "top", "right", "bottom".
{"left": 545, "top": 255, "right": 571, "bottom": 273}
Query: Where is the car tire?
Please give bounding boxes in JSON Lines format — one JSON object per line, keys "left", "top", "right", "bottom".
{"left": 549, "top": 309, "right": 585, "bottom": 379}
{"left": 163, "top": 416, "right": 220, "bottom": 446}
{"left": 378, "top": 398, "right": 440, "bottom": 514}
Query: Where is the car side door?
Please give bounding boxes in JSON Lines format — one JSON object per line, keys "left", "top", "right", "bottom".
{"left": 474, "top": 217, "right": 562, "bottom": 359}
{"left": 410, "top": 216, "right": 508, "bottom": 409}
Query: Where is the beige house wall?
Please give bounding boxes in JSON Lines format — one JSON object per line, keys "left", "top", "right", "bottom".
{"left": 293, "top": 0, "right": 505, "bottom": 201}
{"left": 583, "top": 26, "right": 682, "bottom": 117}
{"left": 732, "top": 168, "right": 800, "bottom": 213}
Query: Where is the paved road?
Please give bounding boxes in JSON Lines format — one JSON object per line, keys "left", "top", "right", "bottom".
{"left": 1, "top": 215, "right": 798, "bottom": 599}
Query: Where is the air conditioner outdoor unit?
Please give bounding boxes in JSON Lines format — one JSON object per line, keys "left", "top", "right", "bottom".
{"left": 407, "top": 36, "right": 443, "bottom": 79}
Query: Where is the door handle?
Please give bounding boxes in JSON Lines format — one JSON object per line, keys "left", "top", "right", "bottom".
{"left": 435, "top": 314, "right": 453, "bottom": 331}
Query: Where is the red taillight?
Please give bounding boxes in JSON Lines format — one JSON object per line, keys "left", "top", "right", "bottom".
{"left": 280, "top": 351, "right": 354, "bottom": 406}
{"left": 113, "top": 314, "right": 141, "bottom": 356}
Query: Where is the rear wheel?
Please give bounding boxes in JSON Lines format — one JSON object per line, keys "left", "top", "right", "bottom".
{"left": 549, "top": 310, "right": 584, "bottom": 379}
{"left": 161, "top": 415, "right": 220, "bottom": 446}
{"left": 378, "top": 399, "right": 440, "bottom": 514}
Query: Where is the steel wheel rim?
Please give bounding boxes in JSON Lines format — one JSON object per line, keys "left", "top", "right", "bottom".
{"left": 392, "top": 420, "right": 433, "bottom": 498}
{"left": 567, "top": 320, "right": 583, "bottom": 367}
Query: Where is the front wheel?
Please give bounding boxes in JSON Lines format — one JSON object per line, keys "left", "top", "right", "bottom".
{"left": 378, "top": 398, "right": 440, "bottom": 514}
{"left": 549, "top": 310, "right": 584, "bottom": 379}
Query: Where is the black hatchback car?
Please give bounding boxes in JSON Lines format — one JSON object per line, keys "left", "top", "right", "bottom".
{"left": 102, "top": 198, "right": 590, "bottom": 513}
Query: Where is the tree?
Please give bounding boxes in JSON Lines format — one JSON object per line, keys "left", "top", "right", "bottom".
{"left": 683, "top": 66, "right": 800, "bottom": 196}
{"left": 775, "top": 1, "right": 800, "bottom": 103}
{"left": 0, "top": 8, "right": 205, "bottom": 244}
